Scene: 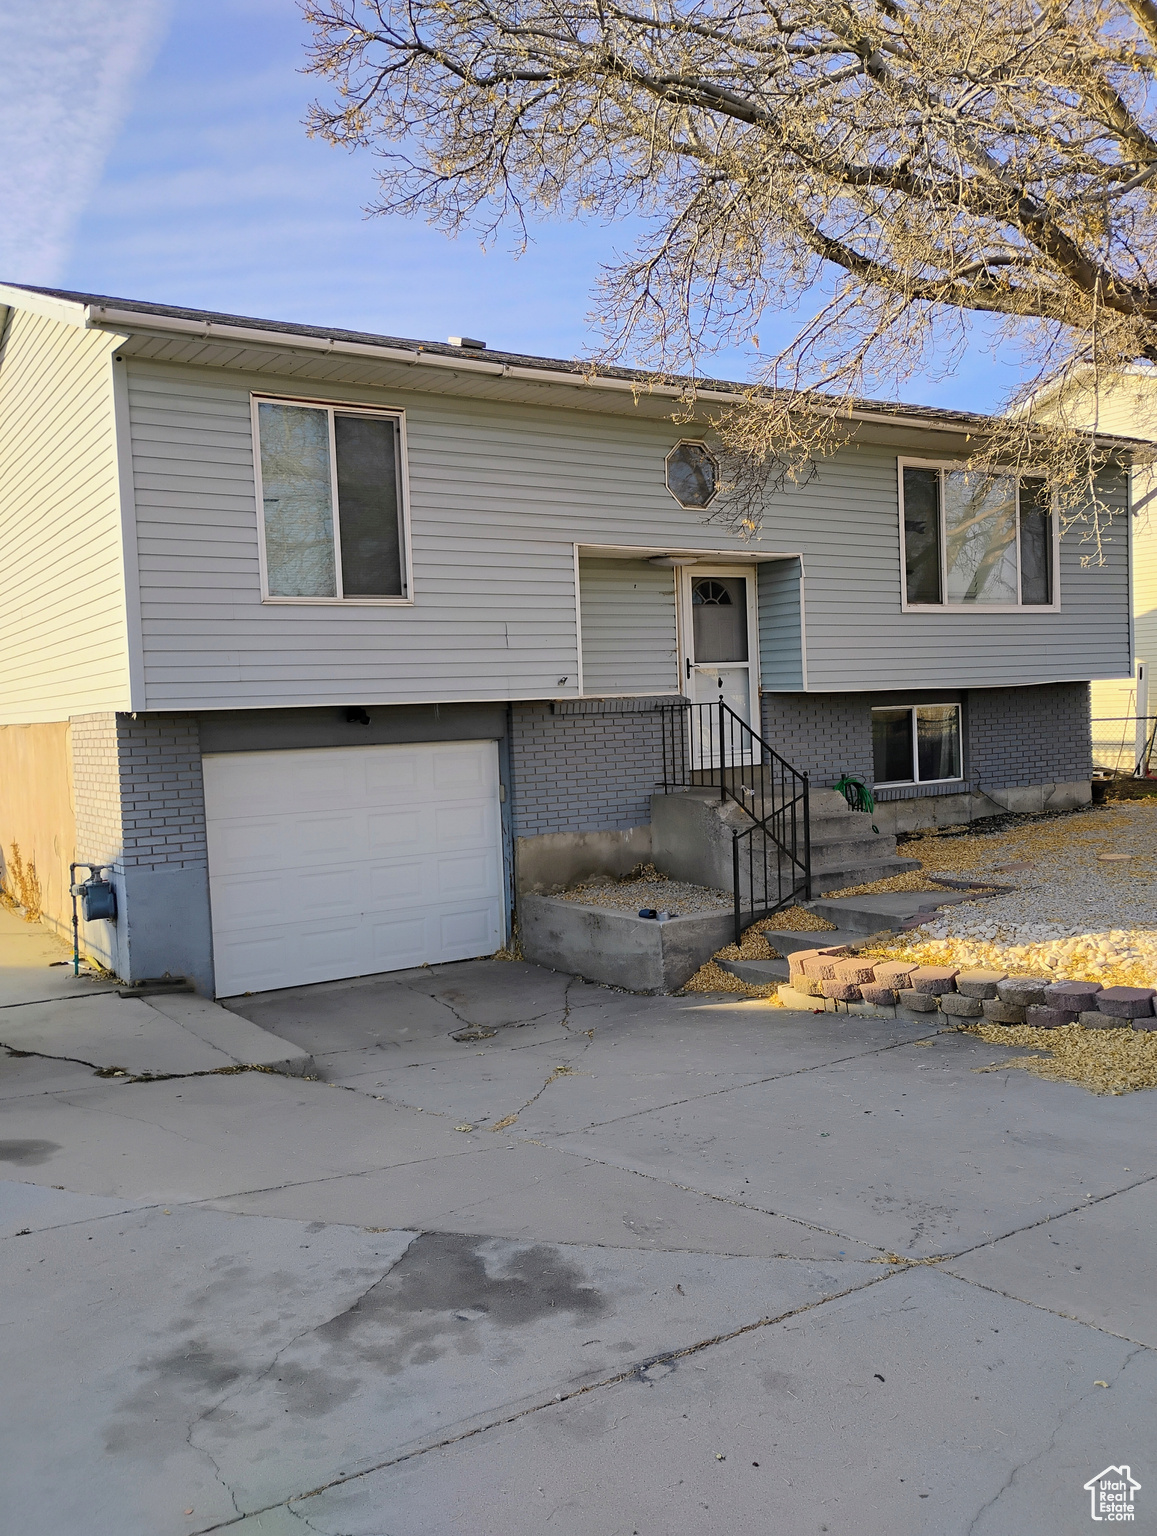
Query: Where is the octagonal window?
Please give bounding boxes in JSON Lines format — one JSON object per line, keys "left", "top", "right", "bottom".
{"left": 665, "top": 441, "right": 718, "bottom": 509}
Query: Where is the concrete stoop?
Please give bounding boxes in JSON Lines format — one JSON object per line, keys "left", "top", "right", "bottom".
{"left": 651, "top": 787, "right": 917, "bottom": 899}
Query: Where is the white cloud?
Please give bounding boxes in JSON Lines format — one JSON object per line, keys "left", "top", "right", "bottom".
{"left": 0, "top": 0, "right": 169, "bottom": 283}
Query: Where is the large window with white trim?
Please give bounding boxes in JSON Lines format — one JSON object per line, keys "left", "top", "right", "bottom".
{"left": 254, "top": 398, "right": 409, "bottom": 601}
{"left": 901, "top": 464, "right": 1056, "bottom": 609}
{"left": 872, "top": 704, "right": 962, "bottom": 786}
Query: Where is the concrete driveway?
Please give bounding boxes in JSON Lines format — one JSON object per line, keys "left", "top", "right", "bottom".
{"left": 2, "top": 933, "right": 1155, "bottom": 1534}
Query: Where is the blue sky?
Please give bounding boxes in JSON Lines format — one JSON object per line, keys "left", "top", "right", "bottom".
{"left": 6, "top": 0, "right": 1031, "bottom": 412}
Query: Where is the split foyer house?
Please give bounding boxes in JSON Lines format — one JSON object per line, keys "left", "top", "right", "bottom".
{"left": 0, "top": 283, "right": 1135, "bottom": 997}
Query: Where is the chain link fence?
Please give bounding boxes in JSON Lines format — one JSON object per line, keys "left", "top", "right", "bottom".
{"left": 1091, "top": 715, "right": 1157, "bottom": 776}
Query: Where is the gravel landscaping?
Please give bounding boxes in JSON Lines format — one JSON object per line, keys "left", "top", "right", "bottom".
{"left": 869, "top": 801, "right": 1157, "bottom": 988}
{"left": 555, "top": 865, "right": 731, "bottom": 915}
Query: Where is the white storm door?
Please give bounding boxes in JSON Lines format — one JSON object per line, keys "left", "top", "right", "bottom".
{"left": 681, "top": 570, "right": 759, "bottom": 761}
{"left": 203, "top": 740, "right": 505, "bottom": 997}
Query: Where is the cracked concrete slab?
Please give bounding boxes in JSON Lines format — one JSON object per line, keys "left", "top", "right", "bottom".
{"left": 531, "top": 1029, "right": 1157, "bottom": 1255}
{"left": 0, "top": 1074, "right": 485, "bottom": 1201}
{"left": 0, "top": 1177, "right": 144, "bottom": 1238}
{"left": 5, "top": 946, "right": 1156, "bottom": 1535}
{"left": 0, "top": 992, "right": 313, "bottom": 1080}
{"left": 206, "top": 1140, "right": 877, "bottom": 1259}
{"left": 0, "top": 1048, "right": 108, "bottom": 1100}
{"left": 942, "top": 1176, "right": 1157, "bottom": 1345}
{"left": 322, "top": 1033, "right": 594, "bottom": 1127}
{"left": 1, "top": 1190, "right": 415, "bottom": 1536}
{"left": 285, "top": 1268, "right": 1157, "bottom": 1536}
{"left": 188, "top": 1231, "right": 881, "bottom": 1513}
{"left": 0, "top": 906, "right": 120, "bottom": 1007}
{"left": 224, "top": 961, "right": 578, "bottom": 1058}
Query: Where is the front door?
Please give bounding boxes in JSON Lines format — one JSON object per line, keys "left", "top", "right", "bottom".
{"left": 682, "top": 569, "right": 758, "bottom": 725}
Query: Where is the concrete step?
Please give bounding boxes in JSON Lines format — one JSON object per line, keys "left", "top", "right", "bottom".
{"left": 805, "top": 889, "right": 986, "bottom": 934}
{"left": 719, "top": 957, "right": 791, "bottom": 984}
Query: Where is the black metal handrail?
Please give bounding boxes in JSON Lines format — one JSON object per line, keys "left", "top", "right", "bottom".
{"left": 660, "top": 699, "right": 811, "bottom": 942}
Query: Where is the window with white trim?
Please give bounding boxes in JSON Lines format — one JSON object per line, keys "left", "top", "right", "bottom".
{"left": 872, "top": 704, "right": 962, "bottom": 786}
{"left": 901, "top": 465, "right": 1055, "bottom": 608}
{"left": 254, "top": 398, "right": 408, "bottom": 600}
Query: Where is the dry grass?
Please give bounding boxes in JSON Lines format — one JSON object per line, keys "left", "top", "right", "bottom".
{"left": 0, "top": 843, "right": 42, "bottom": 923}
{"left": 966, "top": 1022, "right": 1157, "bottom": 1095}
{"left": 681, "top": 960, "right": 779, "bottom": 998}
{"left": 761, "top": 904, "right": 838, "bottom": 932}
{"left": 898, "top": 805, "right": 1155, "bottom": 881}
{"left": 824, "top": 870, "right": 956, "bottom": 899}
{"left": 714, "top": 916, "right": 785, "bottom": 962}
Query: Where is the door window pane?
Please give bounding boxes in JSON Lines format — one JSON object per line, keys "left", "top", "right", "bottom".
{"left": 258, "top": 402, "right": 336, "bottom": 597}
{"left": 873, "top": 707, "right": 914, "bottom": 783}
{"left": 903, "top": 468, "right": 942, "bottom": 604}
{"left": 1019, "top": 479, "right": 1053, "bottom": 605}
{"left": 917, "top": 705, "right": 961, "bottom": 780}
{"left": 944, "top": 471, "right": 1018, "bottom": 604}
{"left": 692, "top": 578, "right": 748, "bottom": 662}
{"left": 335, "top": 414, "right": 404, "bottom": 596}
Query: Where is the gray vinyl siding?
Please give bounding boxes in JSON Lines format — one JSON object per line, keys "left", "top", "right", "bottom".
{"left": 757, "top": 558, "right": 804, "bottom": 689}
{"left": 579, "top": 558, "right": 678, "bottom": 695}
{"left": 0, "top": 308, "right": 129, "bottom": 722}
{"left": 122, "top": 356, "right": 1131, "bottom": 708}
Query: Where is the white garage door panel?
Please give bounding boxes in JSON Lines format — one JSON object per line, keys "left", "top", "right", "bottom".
{"left": 204, "top": 741, "right": 505, "bottom": 996}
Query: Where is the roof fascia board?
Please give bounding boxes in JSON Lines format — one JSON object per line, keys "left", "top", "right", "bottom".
{"left": 0, "top": 283, "right": 91, "bottom": 328}
{"left": 88, "top": 304, "right": 997, "bottom": 433}
{"left": 83, "top": 301, "right": 1139, "bottom": 449}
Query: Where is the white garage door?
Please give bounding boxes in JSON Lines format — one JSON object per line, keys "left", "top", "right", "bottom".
{"left": 203, "top": 740, "right": 505, "bottom": 997}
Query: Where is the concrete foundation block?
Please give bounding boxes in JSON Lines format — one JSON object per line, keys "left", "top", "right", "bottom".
{"left": 1026, "top": 1003, "right": 1078, "bottom": 1030}
{"left": 909, "top": 966, "right": 959, "bottom": 996}
{"left": 1094, "top": 986, "right": 1156, "bottom": 1018}
{"left": 982, "top": 999, "right": 1027, "bottom": 1024}
{"left": 955, "top": 969, "right": 1007, "bottom": 1000}
{"left": 898, "top": 988, "right": 940, "bottom": 1012}
{"left": 996, "top": 977, "right": 1050, "bottom": 1008}
{"left": 518, "top": 894, "right": 738, "bottom": 993}
{"left": 1045, "top": 980, "right": 1103, "bottom": 1013}
{"left": 939, "top": 993, "right": 984, "bottom": 1018}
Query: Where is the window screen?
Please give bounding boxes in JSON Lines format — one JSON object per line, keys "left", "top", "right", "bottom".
{"left": 944, "top": 472, "right": 1018, "bottom": 605}
{"left": 902, "top": 468, "right": 942, "bottom": 604}
{"left": 873, "top": 704, "right": 961, "bottom": 784}
{"left": 335, "top": 414, "right": 403, "bottom": 597}
{"left": 902, "top": 465, "right": 1055, "bottom": 608}
{"left": 1018, "top": 479, "right": 1053, "bottom": 605}
{"left": 257, "top": 401, "right": 405, "bottom": 599}
{"left": 873, "top": 707, "right": 914, "bottom": 784}
{"left": 257, "top": 402, "right": 337, "bottom": 598}
{"left": 691, "top": 577, "right": 749, "bottom": 662}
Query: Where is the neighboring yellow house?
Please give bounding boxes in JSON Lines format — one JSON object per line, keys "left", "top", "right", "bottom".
{"left": 1032, "top": 370, "right": 1157, "bottom": 772}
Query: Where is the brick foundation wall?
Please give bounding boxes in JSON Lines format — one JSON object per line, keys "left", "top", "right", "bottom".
{"left": 966, "top": 682, "right": 1091, "bottom": 792}
{"left": 116, "top": 714, "right": 208, "bottom": 870}
{"left": 760, "top": 694, "right": 873, "bottom": 787}
{"left": 761, "top": 684, "right": 1092, "bottom": 795}
{"left": 70, "top": 712, "right": 208, "bottom": 873}
{"left": 510, "top": 699, "right": 673, "bottom": 837}
{"left": 70, "top": 713, "right": 126, "bottom": 871}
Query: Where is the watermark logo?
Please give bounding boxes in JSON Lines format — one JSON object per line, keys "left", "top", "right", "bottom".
{"left": 1084, "top": 1465, "right": 1141, "bottom": 1522}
